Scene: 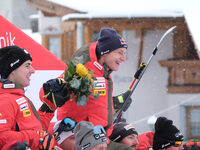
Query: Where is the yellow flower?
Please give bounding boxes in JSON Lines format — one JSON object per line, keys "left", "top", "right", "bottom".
{"left": 76, "top": 63, "right": 88, "bottom": 76}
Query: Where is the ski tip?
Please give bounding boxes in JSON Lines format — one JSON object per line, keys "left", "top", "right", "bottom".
{"left": 169, "top": 26, "right": 176, "bottom": 32}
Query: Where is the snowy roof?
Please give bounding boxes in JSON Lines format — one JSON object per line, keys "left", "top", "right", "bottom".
{"left": 62, "top": 10, "right": 183, "bottom": 20}
{"left": 46, "top": 0, "right": 200, "bottom": 51}
{"left": 184, "top": 10, "right": 200, "bottom": 51}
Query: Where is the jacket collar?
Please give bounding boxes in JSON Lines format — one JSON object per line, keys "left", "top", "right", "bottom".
{"left": 89, "top": 42, "right": 112, "bottom": 78}
{"left": 0, "top": 79, "right": 24, "bottom": 96}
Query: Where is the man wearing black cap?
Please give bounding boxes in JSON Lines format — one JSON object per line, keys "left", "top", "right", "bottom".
{"left": 41, "top": 28, "right": 132, "bottom": 148}
{"left": 109, "top": 122, "right": 139, "bottom": 150}
{"left": 153, "top": 117, "right": 184, "bottom": 150}
{"left": 0, "top": 46, "right": 70, "bottom": 150}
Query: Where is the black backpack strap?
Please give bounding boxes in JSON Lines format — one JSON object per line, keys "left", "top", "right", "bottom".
{"left": 26, "top": 97, "right": 44, "bottom": 130}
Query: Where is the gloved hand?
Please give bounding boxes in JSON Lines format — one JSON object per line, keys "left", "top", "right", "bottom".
{"left": 39, "top": 133, "right": 55, "bottom": 150}
{"left": 1, "top": 141, "right": 30, "bottom": 150}
{"left": 113, "top": 90, "right": 132, "bottom": 112}
{"left": 53, "top": 117, "right": 76, "bottom": 144}
{"left": 42, "top": 78, "right": 70, "bottom": 111}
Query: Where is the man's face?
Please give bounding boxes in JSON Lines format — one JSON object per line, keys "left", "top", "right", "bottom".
{"left": 120, "top": 134, "right": 138, "bottom": 149}
{"left": 102, "top": 47, "right": 126, "bottom": 71}
{"left": 60, "top": 135, "right": 76, "bottom": 150}
{"left": 90, "top": 142, "right": 107, "bottom": 150}
{"left": 7, "top": 60, "right": 35, "bottom": 88}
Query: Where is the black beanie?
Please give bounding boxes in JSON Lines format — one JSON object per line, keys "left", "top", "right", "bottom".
{"left": 153, "top": 117, "right": 184, "bottom": 150}
{"left": 0, "top": 46, "right": 32, "bottom": 79}
{"left": 96, "top": 28, "right": 128, "bottom": 59}
{"left": 109, "top": 122, "right": 138, "bottom": 142}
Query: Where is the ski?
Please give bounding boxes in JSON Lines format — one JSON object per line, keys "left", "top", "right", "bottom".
{"left": 113, "top": 26, "right": 177, "bottom": 123}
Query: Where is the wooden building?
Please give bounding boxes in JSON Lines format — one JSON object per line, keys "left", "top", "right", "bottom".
{"left": 26, "top": 0, "right": 200, "bottom": 139}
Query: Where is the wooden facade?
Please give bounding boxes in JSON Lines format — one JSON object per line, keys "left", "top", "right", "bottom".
{"left": 26, "top": 0, "right": 200, "bottom": 94}
{"left": 160, "top": 60, "right": 200, "bottom": 93}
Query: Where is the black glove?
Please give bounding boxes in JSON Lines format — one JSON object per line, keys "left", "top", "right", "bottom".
{"left": 39, "top": 133, "right": 55, "bottom": 150}
{"left": 42, "top": 78, "right": 70, "bottom": 111}
{"left": 113, "top": 90, "right": 132, "bottom": 112}
{"left": 8, "top": 141, "right": 30, "bottom": 150}
{"left": 15, "top": 141, "right": 30, "bottom": 150}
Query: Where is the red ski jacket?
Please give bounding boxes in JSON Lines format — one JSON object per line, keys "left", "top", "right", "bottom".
{"left": 0, "top": 79, "right": 54, "bottom": 150}
{"left": 40, "top": 42, "right": 114, "bottom": 138}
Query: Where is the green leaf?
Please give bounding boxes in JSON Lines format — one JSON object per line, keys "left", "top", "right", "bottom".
{"left": 67, "top": 61, "right": 75, "bottom": 75}
{"left": 92, "top": 77, "right": 97, "bottom": 80}
{"left": 88, "top": 70, "right": 94, "bottom": 75}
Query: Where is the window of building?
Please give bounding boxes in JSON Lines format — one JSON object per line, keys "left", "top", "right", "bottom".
{"left": 186, "top": 106, "right": 200, "bottom": 139}
{"left": 42, "top": 34, "right": 61, "bottom": 59}
{"left": 49, "top": 37, "right": 60, "bottom": 59}
{"left": 30, "top": 18, "right": 38, "bottom": 33}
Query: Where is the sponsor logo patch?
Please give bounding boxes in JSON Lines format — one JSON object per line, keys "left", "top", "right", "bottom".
{"left": 93, "top": 61, "right": 103, "bottom": 70}
{"left": 124, "top": 124, "right": 134, "bottom": 130}
{"left": 0, "top": 119, "right": 7, "bottom": 124}
{"left": 94, "top": 77, "right": 106, "bottom": 89}
{"left": 94, "top": 82, "right": 106, "bottom": 89}
{"left": 96, "top": 77, "right": 105, "bottom": 82}
{"left": 94, "top": 89, "right": 106, "bottom": 95}
{"left": 16, "top": 97, "right": 27, "bottom": 105}
{"left": 20, "top": 103, "right": 29, "bottom": 111}
{"left": 10, "top": 59, "right": 20, "bottom": 67}
{"left": 3, "top": 83, "right": 15, "bottom": 89}
{"left": 23, "top": 109, "right": 31, "bottom": 117}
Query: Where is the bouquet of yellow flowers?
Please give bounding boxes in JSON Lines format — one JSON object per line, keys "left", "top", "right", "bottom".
{"left": 64, "top": 56, "right": 99, "bottom": 106}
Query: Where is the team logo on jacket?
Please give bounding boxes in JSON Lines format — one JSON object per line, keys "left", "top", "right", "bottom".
{"left": 94, "top": 77, "right": 106, "bottom": 89}
{"left": 94, "top": 77, "right": 106, "bottom": 95}
{"left": 20, "top": 103, "right": 29, "bottom": 111}
{"left": 23, "top": 109, "right": 31, "bottom": 117}
{"left": 94, "top": 89, "right": 106, "bottom": 95}
{"left": 94, "top": 82, "right": 105, "bottom": 89}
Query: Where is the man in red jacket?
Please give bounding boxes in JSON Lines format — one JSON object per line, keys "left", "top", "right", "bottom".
{"left": 40, "top": 28, "right": 132, "bottom": 148}
{"left": 0, "top": 46, "right": 70, "bottom": 150}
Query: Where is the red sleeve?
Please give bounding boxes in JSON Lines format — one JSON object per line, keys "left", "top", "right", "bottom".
{"left": 38, "top": 110, "right": 55, "bottom": 131}
{"left": 0, "top": 130, "right": 40, "bottom": 149}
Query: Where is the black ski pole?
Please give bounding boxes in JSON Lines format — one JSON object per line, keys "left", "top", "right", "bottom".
{"left": 113, "top": 26, "right": 177, "bottom": 123}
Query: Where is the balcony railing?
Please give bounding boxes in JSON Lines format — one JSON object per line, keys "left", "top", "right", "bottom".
{"left": 160, "top": 60, "right": 200, "bottom": 93}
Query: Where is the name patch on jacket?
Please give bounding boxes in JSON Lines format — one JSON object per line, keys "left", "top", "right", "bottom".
{"left": 23, "top": 109, "right": 31, "bottom": 117}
